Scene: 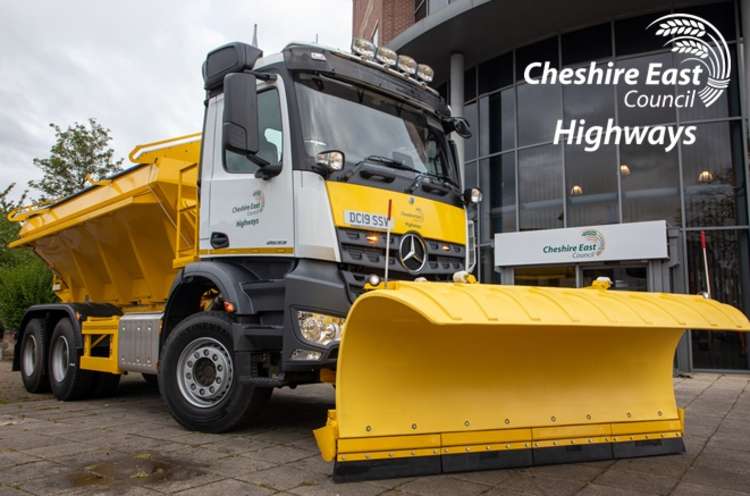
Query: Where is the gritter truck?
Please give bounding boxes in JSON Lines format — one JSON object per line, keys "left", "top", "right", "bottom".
{"left": 8, "top": 38, "right": 750, "bottom": 482}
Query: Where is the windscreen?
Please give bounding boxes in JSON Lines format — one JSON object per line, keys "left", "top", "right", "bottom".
{"left": 295, "top": 74, "right": 457, "bottom": 183}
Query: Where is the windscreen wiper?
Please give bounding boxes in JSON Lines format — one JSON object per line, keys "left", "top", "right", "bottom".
{"left": 344, "top": 155, "right": 459, "bottom": 194}
{"left": 363, "top": 155, "right": 458, "bottom": 189}
{"left": 362, "top": 155, "right": 423, "bottom": 173}
{"left": 342, "top": 155, "right": 418, "bottom": 182}
{"left": 408, "top": 170, "right": 460, "bottom": 194}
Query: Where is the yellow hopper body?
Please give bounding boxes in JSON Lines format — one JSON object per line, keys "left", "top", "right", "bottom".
{"left": 8, "top": 133, "right": 201, "bottom": 311}
{"left": 315, "top": 280, "right": 750, "bottom": 481}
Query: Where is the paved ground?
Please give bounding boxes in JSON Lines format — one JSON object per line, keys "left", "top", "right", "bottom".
{"left": 0, "top": 361, "right": 749, "bottom": 496}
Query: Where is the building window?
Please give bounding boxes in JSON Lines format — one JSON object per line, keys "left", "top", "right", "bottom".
{"left": 464, "top": 67, "right": 476, "bottom": 102}
{"left": 562, "top": 23, "right": 612, "bottom": 66}
{"left": 682, "top": 121, "right": 747, "bottom": 227}
{"left": 678, "top": 45, "right": 741, "bottom": 121}
{"left": 463, "top": 101, "right": 478, "bottom": 161}
{"left": 518, "top": 144, "right": 563, "bottom": 230}
{"left": 479, "top": 88, "right": 514, "bottom": 155}
{"left": 517, "top": 83, "right": 560, "bottom": 146}
{"left": 565, "top": 143, "right": 619, "bottom": 226}
{"left": 619, "top": 140, "right": 681, "bottom": 225}
{"left": 514, "top": 265, "right": 576, "bottom": 287}
{"left": 485, "top": 153, "right": 516, "bottom": 234}
{"left": 683, "top": 1, "right": 737, "bottom": 41}
{"left": 478, "top": 52, "right": 513, "bottom": 95}
{"left": 616, "top": 53, "right": 676, "bottom": 126}
{"left": 614, "top": 11, "right": 670, "bottom": 56}
{"left": 563, "top": 70, "right": 615, "bottom": 125}
{"left": 516, "top": 36, "right": 558, "bottom": 79}
{"left": 464, "top": 160, "right": 478, "bottom": 188}
{"left": 688, "top": 229, "right": 750, "bottom": 369}
{"left": 415, "top": 0, "right": 427, "bottom": 21}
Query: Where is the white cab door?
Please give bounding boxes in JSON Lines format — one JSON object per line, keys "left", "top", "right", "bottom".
{"left": 202, "top": 78, "right": 294, "bottom": 256}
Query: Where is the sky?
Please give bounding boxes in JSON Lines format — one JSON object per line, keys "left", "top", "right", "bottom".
{"left": 0, "top": 0, "right": 353, "bottom": 200}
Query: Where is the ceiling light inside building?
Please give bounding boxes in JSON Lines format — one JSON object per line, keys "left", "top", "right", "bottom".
{"left": 570, "top": 184, "right": 584, "bottom": 196}
{"left": 698, "top": 170, "right": 714, "bottom": 183}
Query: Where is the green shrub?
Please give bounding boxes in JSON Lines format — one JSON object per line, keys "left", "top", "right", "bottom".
{"left": 0, "top": 258, "right": 57, "bottom": 333}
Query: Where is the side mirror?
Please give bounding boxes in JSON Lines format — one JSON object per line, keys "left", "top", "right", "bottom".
{"left": 223, "top": 72, "right": 259, "bottom": 156}
{"left": 445, "top": 116, "right": 472, "bottom": 139}
{"left": 463, "top": 187, "right": 483, "bottom": 205}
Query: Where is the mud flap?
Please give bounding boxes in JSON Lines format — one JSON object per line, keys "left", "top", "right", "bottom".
{"left": 315, "top": 281, "right": 749, "bottom": 481}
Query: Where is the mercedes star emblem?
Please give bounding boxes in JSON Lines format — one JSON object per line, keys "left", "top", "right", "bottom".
{"left": 398, "top": 233, "right": 427, "bottom": 273}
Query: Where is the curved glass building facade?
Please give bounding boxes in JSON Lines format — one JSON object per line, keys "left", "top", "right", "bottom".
{"left": 387, "top": 0, "right": 750, "bottom": 370}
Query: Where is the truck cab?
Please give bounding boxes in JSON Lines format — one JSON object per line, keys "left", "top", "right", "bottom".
{"left": 192, "top": 42, "right": 474, "bottom": 377}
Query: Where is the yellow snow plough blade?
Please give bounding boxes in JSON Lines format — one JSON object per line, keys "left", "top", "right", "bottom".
{"left": 314, "top": 280, "right": 750, "bottom": 482}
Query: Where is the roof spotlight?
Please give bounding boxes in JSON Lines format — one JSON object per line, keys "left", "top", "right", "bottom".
{"left": 351, "top": 38, "right": 376, "bottom": 59}
{"left": 397, "top": 55, "right": 418, "bottom": 75}
{"left": 375, "top": 46, "right": 397, "bottom": 66}
{"left": 417, "top": 64, "right": 434, "bottom": 83}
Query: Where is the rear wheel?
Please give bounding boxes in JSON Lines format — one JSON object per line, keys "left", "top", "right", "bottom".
{"left": 159, "top": 312, "right": 271, "bottom": 432}
{"left": 48, "top": 318, "right": 93, "bottom": 401}
{"left": 20, "top": 319, "right": 50, "bottom": 393}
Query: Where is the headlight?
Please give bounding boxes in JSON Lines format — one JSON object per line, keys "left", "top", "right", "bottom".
{"left": 297, "top": 311, "right": 345, "bottom": 346}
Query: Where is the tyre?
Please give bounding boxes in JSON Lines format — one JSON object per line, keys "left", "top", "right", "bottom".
{"left": 48, "top": 318, "right": 94, "bottom": 401}
{"left": 159, "top": 312, "right": 272, "bottom": 432}
{"left": 19, "top": 318, "right": 50, "bottom": 393}
{"left": 142, "top": 373, "right": 158, "bottom": 387}
{"left": 90, "top": 373, "right": 121, "bottom": 398}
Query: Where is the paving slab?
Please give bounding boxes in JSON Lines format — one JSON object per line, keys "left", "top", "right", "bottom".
{"left": 1, "top": 361, "right": 749, "bottom": 495}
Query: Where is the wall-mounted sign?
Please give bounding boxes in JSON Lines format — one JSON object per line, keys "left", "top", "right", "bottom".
{"left": 494, "top": 221, "right": 667, "bottom": 267}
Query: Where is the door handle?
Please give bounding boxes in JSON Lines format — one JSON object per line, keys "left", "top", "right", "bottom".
{"left": 211, "top": 232, "right": 229, "bottom": 249}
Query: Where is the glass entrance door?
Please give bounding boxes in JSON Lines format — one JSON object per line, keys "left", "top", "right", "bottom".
{"left": 581, "top": 264, "right": 648, "bottom": 291}
{"left": 513, "top": 265, "right": 576, "bottom": 287}
{"left": 511, "top": 263, "right": 649, "bottom": 290}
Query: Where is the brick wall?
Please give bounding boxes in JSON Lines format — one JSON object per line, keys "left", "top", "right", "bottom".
{"left": 352, "top": 0, "right": 415, "bottom": 46}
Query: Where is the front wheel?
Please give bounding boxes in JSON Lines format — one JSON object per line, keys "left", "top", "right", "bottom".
{"left": 159, "top": 312, "right": 271, "bottom": 432}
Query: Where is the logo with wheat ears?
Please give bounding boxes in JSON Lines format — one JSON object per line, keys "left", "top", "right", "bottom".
{"left": 648, "top": 13, "right": 731, "bottom": 107}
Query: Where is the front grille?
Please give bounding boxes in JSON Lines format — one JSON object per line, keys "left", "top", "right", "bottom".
{"left": 337, "top": 228, "right": 465, "bottom": 301}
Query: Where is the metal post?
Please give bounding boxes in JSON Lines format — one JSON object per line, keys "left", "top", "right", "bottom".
{"left": 450, "top": 52, "right": 465, "bottom": 188}
{"left": 384, "top": 199, "right": 393, "bottom": 286}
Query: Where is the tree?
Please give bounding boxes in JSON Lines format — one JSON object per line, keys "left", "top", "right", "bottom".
{"left": 0, "top": 261, "right": 56, "bottom": 334}
{"left": 29, "top": 118, "right": 123, "bottom": 199}
{"left": 0, "top": 183, "right": 30, "bottom": 268}
{"left": 0, "top": 183, "right": 55, "bottom": 337}
{"left": 0, "top": 183, "right": 27, "bottom": 213}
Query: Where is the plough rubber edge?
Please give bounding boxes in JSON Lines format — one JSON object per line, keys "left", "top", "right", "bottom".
{"left": 332, "top": 438, "right": 685, "bottom": 483}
